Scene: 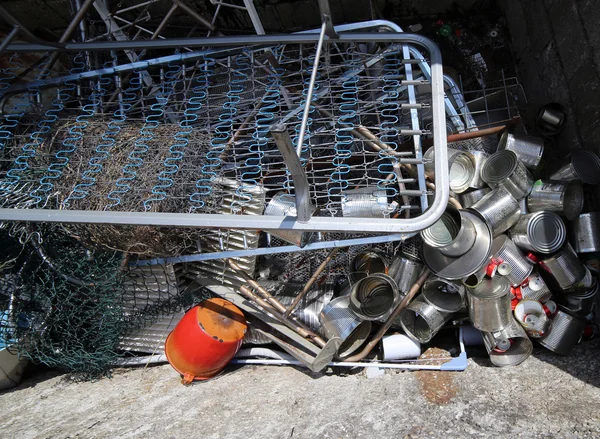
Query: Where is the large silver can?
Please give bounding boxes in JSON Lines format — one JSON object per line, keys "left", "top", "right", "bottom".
{"left": 398, "top": 295, "right": 453, "bottom": 344}
{"left": 320, "top": 296, "right": 372, "bottom": 358}
{"left": 420, "top": 205, "right": 477, "bottom": 257}
{"left": 497, "top": 131, "right": 545, "bottom": 170}
{"left": 481, "top": 150, "right": 534, "bottom": 200}
{"left": 467, "top": 276, "right": 512, "bottom": 332}
{"left": 469, "top": 187, "right": 520, "bottom": 237}
{"left": 424, "top": 146, "right": 476, "bottom": 194}
{"left": 549, "top": 149, "right": 600, "bottom": 185}
{"left": 538, "top": 243, "right": 588, "bottom": 291}
{"left": 570, "top": 213, "right": 600, "bottom": 253}
{"left": 459, "top": 187, "right": 491, "bottom": 209}
{"left": 527, "top": 180, "right": 583, "bottom": 221}
{"left": 509, "top": 211, "right": 566, "bottom": 254}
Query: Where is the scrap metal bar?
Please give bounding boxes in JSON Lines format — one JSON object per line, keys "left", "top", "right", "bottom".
{"left": 173, "top": 0, "right": 217, "bottom": 32}
{"left": 242, "top": 0, "right": 265, "bottom": 34}
{"left": 0, "top": 26, "right": 19, "bottom": 54}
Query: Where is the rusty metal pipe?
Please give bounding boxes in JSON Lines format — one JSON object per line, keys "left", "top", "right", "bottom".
{"left": 342, "top": 268, "right": 431, "bottom": 362}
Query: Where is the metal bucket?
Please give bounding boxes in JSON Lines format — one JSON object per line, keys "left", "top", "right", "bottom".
{"left": 469, "top": 187, "right": 520, "bottom": 237}
{"left": 481, "top": 150, "right": 534, "bottom": 200}
{"left": 497, "top": 131, "right": 544, "bottom": 170}
{"left": 319, "top": 296, "right": 372, "bottom": 358}
{"left": 490, "top": 235, "right": 534, "bottom": 286}
{"left": 549, "top": 149, "right": 600, "bottom": 185}
{"left": 514, "top": 300, "right": 551, "bottom": 338}
{"left": 509, "top": 211, "right": 566, "bottom": 254}
{"left": 349, "top": 273, "right": 400, "bottom": 321}
{"left": 424, "top": 146, "right": 476, "bottom": 193}
{"left": 562, "top": 281, "right": 598, "bottom": 316}
{"left": 469, "top": 150, "right": 490, "bottom": 189}
{"left": 482, "top": 318, "right": 533, "bottom": 367}
{"left": 518, "top": 271, "right": 552, "bottom": 303}
{"left": 420, "top": 205, "right": 477, "bottom": 257}
{"left": 459, "top": 187, "right": 491, "bottom": 209}
{"left": 349, "top": 251, "right": 388, "bottom": 283}
{"left": 422, "top": 277, "right": 466, "bottom": 313}
{"left": 539, "top": 243, "right": 587, "bottom": 291}
{"left": 571, "top": 213, "right": 600, "bottom": 253}
{"left": 341, "top": 187, "right": 394, "bottom": 218}
{"left": 264, "top": 192, "right": 316, "bottom": 247}
{"left": 398, "top": 295, "right": 453, "bottom": 344}
{"left": 527, "top": 180, "right": 583, "bottom": 221}
{"left": 538, "top": 306, "right": 587, "bottom": 355}
{"left": 467, "top": 276, "right": 512, "bottom": 332}
{"left": 388, "top": 256, "right": 424, "bottom": 295}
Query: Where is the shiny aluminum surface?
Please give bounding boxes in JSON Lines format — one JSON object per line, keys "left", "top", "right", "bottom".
{"left": 420, "top": 206, "right": 477, "bottom": 257}
{"left": 539, "top": 243, "right": 587, "bottom": 291}
{"left": 538, "top": 306, "right": 587, "bottom": 355}
{"left": 341, "top": 187, "right": 393, "bottom": 218}
{"left": 497, "top": 132, "right": 544, "bottom": 170}
{"left": 482, "top": 318, "right": 533, "bottom": 367}
{"left": 422, "top": 277, "right": 466, "bottom": 313}
{"left": 264, "top": 192, "right": 316, "bottom": 246}
{"left": 550, "top": 150, "right": 600, "bottom": 185}
{"left": 481, "top": 150, "right": 534, "bottom": 199}
{"left": 509, "top": 211, "right": 566, "bottom": 254}
{"left": 490, "top": 235, "right": 534, "bottom": 286}
{"left": 459, "top": 187, "right": 491, "bottom": 209}
{"left": 468, "top": 150, "right": 490, "bottom": 189}
{"left": 319, "top": 296, "right": 372, "bottom": 358}
{"left": 398, "top": 295, "right": 453, "bottom": 344}
{"left": 527, "top": 180, "right": 583, "bottom": 221}
{"left": 467, "top": 276, "right": 512, "bottom": 332}
{"left": 388, "top": 256, "right": 424, "bottom": 295}
{"left": 424, "top": 146, "right": 476, "bottom": 193}
{"left": 520, "top": 271, "right": 552, "bottom": 303}
{"left": 571, "top": 213, "right": 600, "bottom": 253}
{"left": 349, "top": 273, "right": 400, "bottom": 321}
{"left": 469, "top": 187, "right": 520, "bottom": 237}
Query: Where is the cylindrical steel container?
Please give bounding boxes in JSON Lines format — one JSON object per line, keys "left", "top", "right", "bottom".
{"left": 349, "top": 251, "right": 388, "bottom": 283}
{"left": 527, "top": 180, "right": 583, "bottom": 221}
{"left": 349, "top": 273, "right": 400, "bottom": 321}
{"left": 382, "top": 334, "right": 421, "bottom": 360}
{"left": 481, "top": 150, "right": 534, "bottom": 200}
{"left": 509, "top": 211, "right": 566, "bottom": 254}
{"left": 519, "top": 198, "right": 528, "bottom": 214}
{"left": 460, "top": 187, "right": 492, "bottom": 209}
{"left": 519, "top": 271, "right": 552, "bottom": 303}
{"left": 482, "top": 318, "right": 533, "bottom": 367}
{"left": 571, "top": 213, "right": 600, "bottom": 253}
{"left": 422, "top": 277, "right": 466, "bottom": 313}
{"left": 467, "top": 276, "right": 512, "bottom": 332}
{"left": 469, "top": 187, "right": 520, "bottom": 237}
{"left": 538, "top": 306, "right": 587, "bottom": 355}
{"left": 514, "top": 300, "right": 551, "bottom": 338}
{"left": 490, "top": 235, "right": 534, "bottom": 286}
{"left": 562, "top": 281, "right": 598, "bottom": 316}
{"left": 265, "top": 192, "right": 316, "bottom": 247}
{"left": 424, "top": 146, "right": 477, "bottom": 193}
{"left": 388, "top": 256, "right": 424, "bottom": 295}
{"left": 165, "top": 298, "right": 247, "bottom": 384}
{"left": 320, "top": 296, "right": 372, "bottom": 358}
{"left": 539, "top": 243, "right": 587, "bottom": 291}
{"left": 497, "top": 131, "right": 544, "bottom": 170}
{"left": 420, "top": 205, "right": 477, "bottom": 257}
{"left": 399, "top": 295, "right": 453, "bottom": 344}
{"left": 549, "top": 149, "right": 600, "bottom": 185}
{"left": 469, "top": 150, "right": 490, "bottom": 189}
{"left": 342, "top": 187, "right": 392, "bottom": 218}
{"left": 536, "top": 103, "right": 565, "bottom": 135}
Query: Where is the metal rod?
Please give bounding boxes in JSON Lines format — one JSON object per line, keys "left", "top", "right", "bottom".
{"left": 242, "top": 0, "right": 265, "bottom": 34}
{"left": 343, "top": 268, "right": 431, "bottom": 362}
{"left": 116, "top": 0, "right": 162, "bottom": 15}
{"left": 284, "top": 247, "right": 338, "bottom": 318}
{"left": 270, "top": 123, "right": 313, "bottom": 223}
{"left": 152, "top": 2, "right": 179, "bottom": 39}
{"left": 173, "top": 0, "right": 217, "bottom": 32}
{"left": 0, "top": 26, "right": 19, "bottom": 54}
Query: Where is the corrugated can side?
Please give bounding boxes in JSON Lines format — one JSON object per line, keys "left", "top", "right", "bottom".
{"left": 538, "top": 306, "right": 587, "bottom": 355}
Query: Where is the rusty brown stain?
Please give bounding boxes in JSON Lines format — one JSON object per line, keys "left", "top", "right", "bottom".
{"left": 413, "top": 347, "right": 458, "bottom": 405}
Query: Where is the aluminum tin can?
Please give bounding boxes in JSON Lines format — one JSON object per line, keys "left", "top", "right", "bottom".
{"left": 490, "top": 235, "right": 534, "bottom": 286}
{"left": 422, "top": 277, "right": 466, "bottom": 313}
{"left": 469, "top": 150, "right": 490, "bottom": 189}
{"left": 538, "top": 243, "right": 587, "bottom": 291}
{"left": 388, "top": 256, "right": 424, "bottom": 295}
{"left": 264, "top": 192, "right": 316, "bottom": 247}
{"left": 420, "top": 205, "right": 477, "bottom": 257}
{"left": 481, "top": 150, "right": 534, "bottom": 200}
{"left": 482, "top": 317, "right": 533, "bottom": 367}
{"left": 549, "top": 149, "right": 600, "bottom": 185}
{"left": 424, "top": 146, "right": 476, "bottom": 193}
{"left": 459, "top": 187, "right": 491, "bottom": 209}
{"left": 341, "top": 187, "right": 393, "bottom": 218}
{"left": 469, "top": 187, "right": 520, "bottom": 237}
{"left": 538, "top": 306, "right": 587, "bottom": 355}
{"left": 570, "top": 213, "right": 600, "bottom": 253}
{"left": 349, "top": 251, "right": 388, "bottom": 283}
{"left": 467, "top": 276, "right": 512, "bottom": 332}
{"left": 320, "top": 296, "right": 372, "bottom": 358}
{"left": 527, "top": 180, "right": 583, "bottom": 221}
{"left": 497, "top": 131, "right": 544, "bottom": 170}
{"left": 349, "top": 273, "right": 400, "bottom": 321}
{"left": 509, "top": 211, "right": 566, "bottom": 254}
{"left": 519, "top": 271, "right": 552, "bottom": 303}
{"left": 398, "top": 295, "right": 453, "bottom": 344}
{"left": 562, "top": 281, "right": 598, "bottom": 316}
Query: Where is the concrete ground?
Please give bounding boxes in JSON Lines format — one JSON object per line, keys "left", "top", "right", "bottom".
{"left": 1, "top": 339, "right": 600, "bottom": 439}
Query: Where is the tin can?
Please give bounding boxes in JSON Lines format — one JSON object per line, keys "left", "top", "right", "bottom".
{"left": 509, "top": 211, "right": 566, "bottom": 254}
{"left": 482, "top": 318, "right": 533, "bottom": 367}
{"left": 570, "top": 213, "right": 600, "bottom": 253}
{"left": 538, "top": 243, "right": 587, "bottom": 291}
{"left": 420, "top": 205, "right": 477, "bottom": 257}
{"left": 349, "top": 273, "right": 400, "bottom": 321}
{"left": 320, "top": 296, "right": 372, "bottom": 358}
{"left": 469, "top": 150, "right": 490, "bottom": 189}
{"left": 497, "top": 131, "right": 545, "bottom": 170}
{"left": 481, "top": 150, "right": 534, "bottom": 200}
{"left": 424, "top": 146, "right": 476, "bottom": 193}
{"left": 349, "top": 251, "right": 388, "bottom": 283}
{"left": 538, "top": 306, "right": 587, "bottom": 355}
{"left": 549, "top": 149, "right": 600, "bottom": 185}
{"left": 467, "top": 276, "right": 512, "bottom": 332}
{"left": 398, "top": 295, "right": 453, "bottom": 344}
{"left": 469, "top": 187, "right": 521, "bottom": 237}
{"left": 459, "top": 187, "right": 491, "bottom": 209}
{"left": 562, "top": 281, "right": 598, "bottom": 316}
{"left": 514, "top": 300, "right": 551, "bottom": 338}
{"left": 490, "top": 235, "right": 534, "bottom": 286}
{"left": 342, "top": 187, "right": 393, "bottom": 218}
{"left": 422, "top": 277, "right": 466, "bottom": 313}
{"left": 388, "top": 256, "right": 424, "bottom": 295}
{"left": 519, "top": 271, "right": 552, "bottom": 303}
{"left": 527, "top": 180, "right": 583, "bottom": 221}
{"left": 265, "top": 192, "right": 316, "bottom": 247}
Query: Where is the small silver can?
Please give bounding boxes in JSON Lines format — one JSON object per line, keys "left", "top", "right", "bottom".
{"left": 469, "top": 187, "right": 521, "bottom": 237}
{"left": 469, "top": 150, "right": 490, "bottom": 189}
{"left": 490, "top": 235, "right": 534, "bottom": 286}
{"left": 481, "top": 150, "right": 534, "bottom": 200}
{"left": 349, "top": 273, "right": 400, "bottom": 321}
{"left": 538, "top": 306, "right": 587, "bottom": 355}
{"left": 388, "top": 256, "right": 424, "bottom": 295}
{"left": 497, "top": 131, "right": 545, "bottom": 170}
{"left": 424, "top": 146, "right": 476, "bottom": 194}
{"left": 549, "top": 149, "right": 600, "bottom": 185}
{"left": 482, "top": 318, "right": 533, "bottom": 367}
{"left": 421, "top": 277, "right": 466, "bottom": 313}
{"left": 320, "top": 296, "right": 372, "bottom": 358}
{"left": 570, "top": 213, "right": 600, "bottom": 253}
{"left": 509, "top": 211, "right": 566, "bottom": 254}
{"left": 398, "top": 295, "right": 453, "bottom": 344}
{"left": 527, "top": 180, "right": 584, "bottom": 221}
{"left": 538, "top": 243, "right": 588, "bottom": 291}
{"left": 467, "top": 276, "right": 512, "bottom": 332}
